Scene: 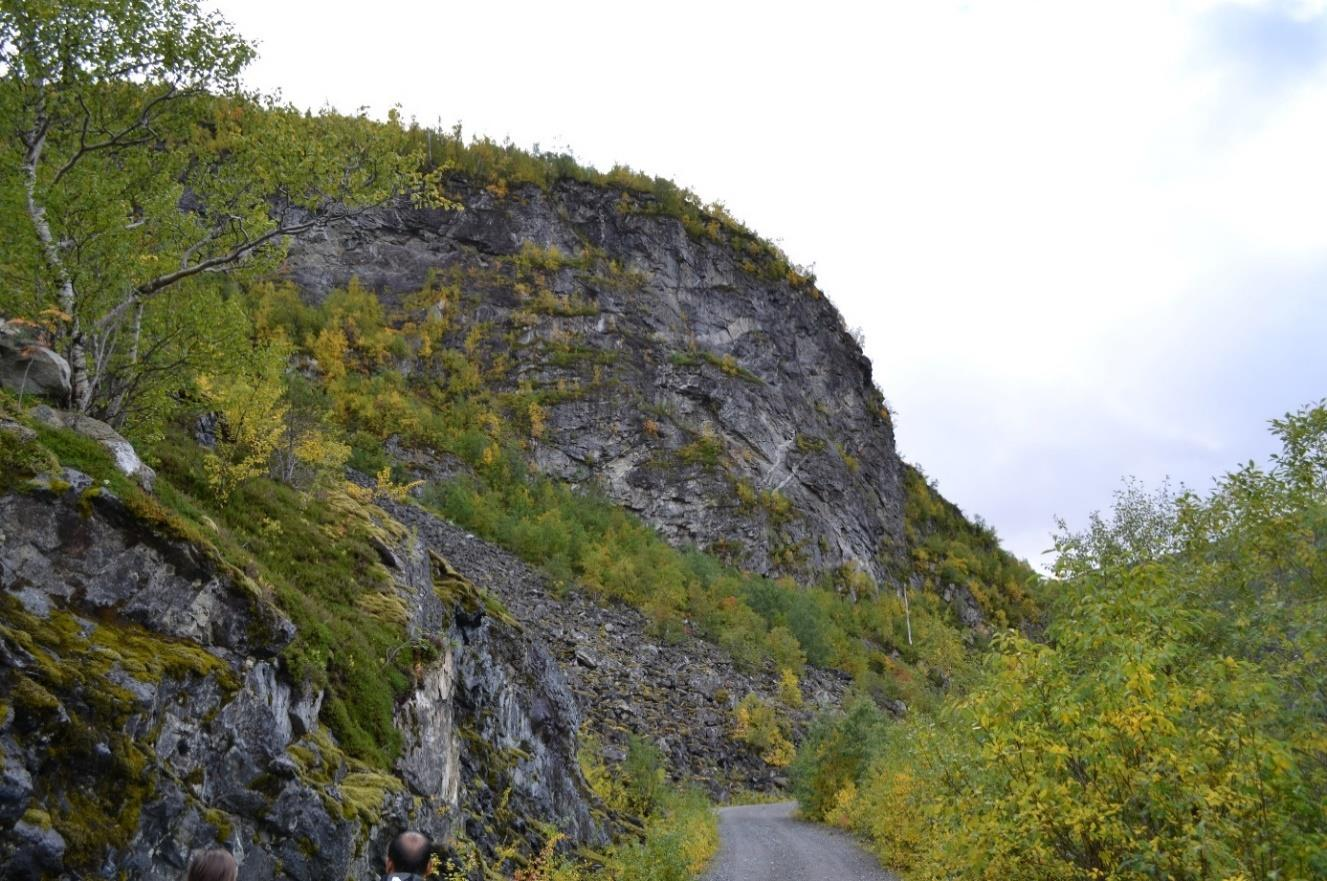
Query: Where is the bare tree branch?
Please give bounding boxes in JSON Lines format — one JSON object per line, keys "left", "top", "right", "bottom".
{"left": 50, "top": 85, "right": 187, "bottom": 188}
{"left": 121, "top": 198, "right": 390, "bottom": 315}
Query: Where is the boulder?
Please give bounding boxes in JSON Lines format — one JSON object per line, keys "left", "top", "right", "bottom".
{"left": 29, "top": 405, "right": 157, "bottom": 490}
{"left": 0, "top": 319, "right": 71, "bottom": 402}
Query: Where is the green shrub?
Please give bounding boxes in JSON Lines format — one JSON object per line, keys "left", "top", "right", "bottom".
{"left": 732, "top": 694, "right": 794, "bottom": 767}
{"left": 801, "top": 402, "right": 1327, "bottom": 881}
{"left": 791, "top": 697, "right": 890, "bottom": 820}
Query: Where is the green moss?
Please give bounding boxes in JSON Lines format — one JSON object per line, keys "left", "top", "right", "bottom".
{"left": 11, "top": 675, "right": 62, "bottom": 713}
{"left": 88, "top": 617, "right": 233, "bottom": 685}
{"left": 354, "top": 590, "right": 410, "bottom": 626}
{"left": 0, "top": 596, "right": 235, "bottom": 695}
{"left": 31, "top": 422, "right": 137, "bottom": 496}
{"left": 21, "top": 807, "right": 53, "bottom": 829}
{"left": 149, "top": 430, "right": 415, "bottom": 768}
{"left": 287, "top": 744, "right": 319, "bottom": 773}
{"left": 795, "top": 434, "right": 827, "bottom": 454}
{"left": 0, "top": 422, "right": 59, "bottom": 492}
{"left": 338, "top": 770, "right": 403, "bottom": 824}
{"left": 77, "top": 484, "right": 102, "bottom": 517}
{"left": 431, "top": 552, "right": 517, "bottom": 627}
{"left": 201, "top": 808, "right": 234, "bottom": 842}
{"left": 0, "top": 587, "right": 249, "bottom": 874}
{"left": 675, "top": 434, "right": 725, "bottom": 469}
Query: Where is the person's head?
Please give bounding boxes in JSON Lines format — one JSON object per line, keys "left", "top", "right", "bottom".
{"left": 386, "top": 831, "right": 432, "bottom": 875}
{"left": 186, "top": 849, "right": 237, "bottom": 881}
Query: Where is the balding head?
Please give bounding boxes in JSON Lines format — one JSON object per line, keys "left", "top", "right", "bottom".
{"left": 386, "top": 831, "right": 431, "bottom": 875}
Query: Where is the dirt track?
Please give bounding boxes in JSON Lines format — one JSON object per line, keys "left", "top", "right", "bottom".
{"left": 702, "top": 802, "right": 896, "bottom": 881}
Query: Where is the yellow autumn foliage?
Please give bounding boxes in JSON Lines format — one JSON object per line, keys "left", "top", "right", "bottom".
{"left": 733, "top": 693, "right": 795, "bottom": 768}
{"left": 195, "top": 342, "right": 288, "bottom": 504}
{"left": 795, "top": 402, "right": 1327, "bottom": 881}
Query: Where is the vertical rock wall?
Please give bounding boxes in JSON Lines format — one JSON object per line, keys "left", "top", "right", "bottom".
{"left": 0, "top": 477, "right": 605, "bottom": 880}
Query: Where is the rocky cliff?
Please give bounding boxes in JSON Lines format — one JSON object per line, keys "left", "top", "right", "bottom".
{"left": 0, "top": 408, "right": 838, "bottom": 880}
{"left": 0, "top": 441, "right": 605, "bottom": 879}
{"left": 284, "top": 178, "right": 905, "bottom": 589}
{"left": 0, "top": 168, "right": 1030, "bottom": 881}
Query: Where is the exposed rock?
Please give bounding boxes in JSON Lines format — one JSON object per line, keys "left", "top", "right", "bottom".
{"left": 283, "top": 180, "right": 906, "bottom": 588}
{"left": 396, "top": 659, "right": 460, "bottom": 807}
{"left": 0, "top": 319, "right": 71, "bottom": 402}
{"left": 0, "top": 420, "right": 36, "bottom": 444}
{"left": 941, "top": 582, "right": 990, "bottom": 637}
{"left": 0, "top": 761, "right": 33, "bottom": 827}
{"left": 194, "top": 412, "right": 220, "bottom": 450}
{"left": 6, "top": 820, "right": 66, "bottom": 879}
{"left": 377, "top": 494, "right": 851, "bottom": 796}
{"left": 27, "top": 406, "right": 157, "bottom": 490}
{"left": 0, "top": 477, "right": 605, "bottom": 880}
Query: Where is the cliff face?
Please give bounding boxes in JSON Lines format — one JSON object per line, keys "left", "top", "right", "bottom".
{"left": 284, "top": 179, "right": 906, "bottom": 588}
{"left": 0, "top": 171, "right": 1018, "bottom": 880}
{"left": 0, "top": 469, "right": 604, "bottom": 880}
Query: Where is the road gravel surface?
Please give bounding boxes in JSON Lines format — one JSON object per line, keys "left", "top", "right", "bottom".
{"left": 703, "top": 801, "right": 896, "bottom": 881}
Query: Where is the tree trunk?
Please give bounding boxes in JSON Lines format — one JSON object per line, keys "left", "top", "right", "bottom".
{"left": 21, "top": 111, "right": 93, "bottom": 411}
{"left": 102, "top": 300, "right": 143, "bottom": 427}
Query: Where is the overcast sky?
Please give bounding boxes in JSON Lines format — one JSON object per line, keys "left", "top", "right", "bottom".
{"left": 211, "top": 0, "right": 1327, "bottom": 568}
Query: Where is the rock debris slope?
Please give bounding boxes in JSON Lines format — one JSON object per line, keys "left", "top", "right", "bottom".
{"left": 377, "top": 493, "right": 850, "bottom": 794}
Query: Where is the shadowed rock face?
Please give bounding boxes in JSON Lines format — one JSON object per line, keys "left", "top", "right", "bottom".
{"left": 283, "top": 179, "right": 906, "bottom": 588}
{"left": 0, "top": 479, "right": 606, "bottom": 880}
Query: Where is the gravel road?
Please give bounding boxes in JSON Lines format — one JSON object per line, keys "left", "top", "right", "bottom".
{"left": 702, "top": 801, "right": 896, "bottom": 881}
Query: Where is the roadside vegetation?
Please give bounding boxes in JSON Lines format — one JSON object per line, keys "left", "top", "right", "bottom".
{"left": 429, "top": 735, "right": 717, "bottom": 881}
{"left": 794, "top": 403, "right": 1327, "bottom": 881}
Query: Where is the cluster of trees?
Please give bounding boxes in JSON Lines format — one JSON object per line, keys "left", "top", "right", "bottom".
{"left": 795, "top": 403, "right": 1327, "bottom": 881}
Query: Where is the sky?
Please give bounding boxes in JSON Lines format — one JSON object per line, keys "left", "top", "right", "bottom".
{"left": 211, "top": 0, "right": 1327, "bottom": 568}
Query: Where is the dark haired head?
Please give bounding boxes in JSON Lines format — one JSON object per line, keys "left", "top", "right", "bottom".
{"left": 387, "top": 831, "right": 432, "bottom": 875}
{"left": 186, "top": 849, "right": 237, "bottom": 881}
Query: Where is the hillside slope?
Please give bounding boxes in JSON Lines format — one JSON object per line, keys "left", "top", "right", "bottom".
{"left": 283, "top": 178, "right": 904, "bottom": 591}
{"left": 1, "top": 146, "right": 1035, "bottom": 881}
{"left": 0, "top": 425, "right": 603, "bottom": 879}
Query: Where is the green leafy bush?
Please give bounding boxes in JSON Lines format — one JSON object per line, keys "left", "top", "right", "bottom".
{"left": 799, "top": 402, "right": 1327, "bottom": 881}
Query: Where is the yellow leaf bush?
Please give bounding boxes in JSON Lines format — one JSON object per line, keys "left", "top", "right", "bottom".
{"left": 797, "top": 402, "right": 1327, "bottom": 881}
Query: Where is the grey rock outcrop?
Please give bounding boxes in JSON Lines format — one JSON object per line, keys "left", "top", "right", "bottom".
{"left": 283, "top": 180, "right": 905, "bottom": 588}
{"left": 0, "top": 319, "right": 70, "bottom": 402}
{"left": 29, "top": 405, "right": 157, "bottom": 489}
{"left": 0, "top": 477, "right": 605, "bottom": 880}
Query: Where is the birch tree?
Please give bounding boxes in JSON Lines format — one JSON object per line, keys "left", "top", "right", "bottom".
{"left": 1, "top": 0, "right": 436, "bottom": 420}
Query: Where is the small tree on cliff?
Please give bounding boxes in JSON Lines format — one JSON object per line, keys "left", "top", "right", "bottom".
{"left": 0, "top": 0, "right": 437, "bottom": 421}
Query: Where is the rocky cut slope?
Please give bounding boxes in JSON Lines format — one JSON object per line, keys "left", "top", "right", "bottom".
{"left": 283, "top": 177, "right": 906, "bottom": 590}
{"left": 0, "top": 399, "right": 844, "bottom": 880}
{"left": 0, "top": 417, "right": 606, "bottom": 880}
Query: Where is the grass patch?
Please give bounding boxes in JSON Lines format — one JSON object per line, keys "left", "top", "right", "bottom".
{"left": 669, "top": 350, "right": 762, "bottom": 384}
